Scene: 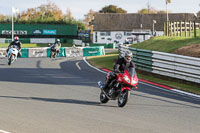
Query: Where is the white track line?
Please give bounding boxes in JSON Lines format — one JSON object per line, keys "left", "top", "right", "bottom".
{"left": 83, "top": 57, "right": 200, "bottom": 99}
{"left": 83, "top": 57, "right": 107, "bottom": 74}
{"left": 172, "top": 89, "right": 200, "bottom": 99}
{"left": 76, "top": 61, "right": 81, "bottom": 70}
{"left": 0, "top": 129, "right": 11, "bottom": 133}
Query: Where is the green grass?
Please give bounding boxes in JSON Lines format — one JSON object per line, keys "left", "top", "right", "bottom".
{"left": 130, "top": 30, "right": 200, "bottom": 53}
{"left": 87, "top": 54, "right": 200, "bottom": 95}
{"left": 0, "top": 43, "right": 73, "bottom": 48}
{"left": 88, "top": 54, "right": 118, "bottom": 69}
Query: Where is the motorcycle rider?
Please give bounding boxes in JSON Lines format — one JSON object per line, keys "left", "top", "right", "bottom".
{"left": 102, "top": 50, "right": 135, "bottom": 92}
{"left": 50, "top": 39, "right": 61, "bottom": 55}
{"left": 7, "top": 36, "right": 22, "bottom": 57}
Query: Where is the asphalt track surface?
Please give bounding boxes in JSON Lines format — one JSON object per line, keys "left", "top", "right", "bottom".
{"left": 0, "top": 57, "right": 199, "bottom": 133}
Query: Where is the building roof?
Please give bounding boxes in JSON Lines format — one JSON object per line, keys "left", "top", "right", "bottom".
{"left": 93, "top": 13, "right": 197, "bottom": 31}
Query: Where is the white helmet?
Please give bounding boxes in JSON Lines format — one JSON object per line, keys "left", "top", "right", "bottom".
{"left": 124, "top": 51, "right": 133, "bottom": 63}
{"left": 56, "top": 39, "right": 60, "bottom": 42}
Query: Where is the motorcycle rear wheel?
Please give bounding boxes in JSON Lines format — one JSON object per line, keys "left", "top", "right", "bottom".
{"left": 100, "top": 91, "right": 109, "bottom": 103}
{"left": 118, "top": 90, "right": 130, "bottom": 107}
{"left": 53, "top": 53, "right": 56, "bottom": 58}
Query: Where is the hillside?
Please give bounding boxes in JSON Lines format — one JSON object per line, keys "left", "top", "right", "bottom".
{"left": 130, "top": 31, "right": 200, "bottom": 57}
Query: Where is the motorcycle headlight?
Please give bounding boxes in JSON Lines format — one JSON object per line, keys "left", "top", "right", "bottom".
{"left": 131, "top": 80, "right": 137, "bottom": 85}
{"left": 123, "top": 75, "right": 130, "bottom": 83}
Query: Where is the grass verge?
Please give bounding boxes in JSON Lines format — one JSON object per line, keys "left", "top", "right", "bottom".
{"left": 130, "top": 30, "right": 200, "bottom": 53}
{"left": 87, "top": 54, "right": 200, "bottom": 95}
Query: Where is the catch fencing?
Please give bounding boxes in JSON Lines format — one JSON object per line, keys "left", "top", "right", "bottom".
{"left": 119, "top": 45, "right": 200, "bottom": 84}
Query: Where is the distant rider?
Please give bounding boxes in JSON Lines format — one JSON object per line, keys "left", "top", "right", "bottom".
{"left": 7, "top": 36, "right": 22, "bottom": 57}
{"left": 102, "top": 51, "right": 135, "bottom": 92}
{"left": 50, "top": 39, "right": 61, "bottom": 55}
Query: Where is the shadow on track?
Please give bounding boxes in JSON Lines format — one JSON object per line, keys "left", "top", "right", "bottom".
{"left": 0, "top": 59, "right": 105, "bottom": 88}
{"left": 0, "top": 95, "right": 117, "bottom": 108}
{"left": 0, "top": 63, "right": 6, "bottom": 66}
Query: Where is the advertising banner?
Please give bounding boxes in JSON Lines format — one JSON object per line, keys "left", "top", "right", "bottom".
{"left": 0, "top": 48, "right": 7, "bottom": 58}
{"left": 83, "top": 46, "right": 105, "bottom": 57}
{"left": 0, "top": 38, "right": 6, "bottom": 43}
{"left": 65, "top": 47, "right": 83, "bottom": 57}
{"left": 43, "top": 30, "right": 56, "bottom": 35}
{"left": 2, "top": 30, "right": 27, "bottom": 35}
{"left": 29, "top": 48, "right": 47, "bottom": 58}
{"left": 32, "top": 30, "right": 43, "bottom": 35}
{"left": 30, "top": 38, "right": 55, "bottom": 44}
{"left": 20, "top": 48, "right": 29, "bottom": 58}
{"left": 47, "top": 47, "right": 66, "bottom": 57}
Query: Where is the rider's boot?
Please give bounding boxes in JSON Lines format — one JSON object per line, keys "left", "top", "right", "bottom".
{"left": 102, "top": 81, "right": 109, "bottom": 94}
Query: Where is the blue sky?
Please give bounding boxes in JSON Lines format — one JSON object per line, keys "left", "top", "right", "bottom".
{"left": 0, "top": 0, "right": 200, "bottom": 19}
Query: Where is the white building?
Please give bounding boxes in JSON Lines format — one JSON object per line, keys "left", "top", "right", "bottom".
{"left": 92, "top": 13, "right": 196, "bottom": 44}
{"left": 93, "top": 30, "right": 151, "bottom": 44}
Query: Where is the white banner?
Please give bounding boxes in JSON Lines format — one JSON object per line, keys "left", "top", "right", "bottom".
{"left": 29, "top": 48, "right": 47, "bottom": 58}
{"left": 73, "top": 39, "right": 82, "bottom": 46}
{"left": 30, "top": 38, "right": 55, "bottom": 44}
{"left": 0, "top": 38, "right": 6, "bottom": 43}
{"left": 0, "top": 48, "right": 7, "bottom": 58}
{"left": 65, "top": 47, "right": 83, "bottom": 57}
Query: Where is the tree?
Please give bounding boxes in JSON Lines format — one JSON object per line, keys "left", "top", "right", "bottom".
{"left": 17, "top": 2, "right": 64, "bottom": 23}
{"left": 138, "top": 8, "right": 167, "bottom": 14}
{"left": 99, "top": 5, "right": 127, "bottom": 13}
{"left": 84, "top": 9, "right": 95, "bottom": 30}
{"left": 0, "top": 14, "right": 5, "bottom": 21}
{"left": 0, "top": 2, "right": 86, "bottom": 30}
{"left": 157, "top": 10, "right": 167, "bottom": 14}
{"left": 138, "top": 2, "right": 167, "bottom": 14}
{"left": 197, "top": 11, "right": 200, "bottom": 19}
{"left": 66, "top": 8, "right": 73, "bottom": 21}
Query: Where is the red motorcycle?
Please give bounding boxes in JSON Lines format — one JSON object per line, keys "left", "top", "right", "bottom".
{"left": 98, "top": 67, "right": 138, "bottom": 107}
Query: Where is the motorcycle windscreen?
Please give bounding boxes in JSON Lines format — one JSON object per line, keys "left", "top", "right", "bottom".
{"left": 126, "top": 67, "right": 136, "bottom": 78}
{"left": 11, "top": 45, "right": 19, "bottom": 49}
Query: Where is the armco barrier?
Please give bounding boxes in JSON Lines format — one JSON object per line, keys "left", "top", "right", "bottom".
{"left": 28, "top": 48, "right": 48, "bottom": 58}
{"left": 47, "top": 47, "right": 66, "bottom": 57}
{"left": 83, "top": 46, "right": 105, "bottom": 56}
{"left": 21, "top": 48, "right": 29, "bottom": 58}
{"left": 152, "top": 51, "right": 200, "bottom": 83}
{"left": 119, "top": 45, "right": 153, "bottom": 72}
{"left": 0, "top": 46, "right": 105, "bottom": 58}
{"left": 119, "top": 45, "right": 200, "bottom": 84}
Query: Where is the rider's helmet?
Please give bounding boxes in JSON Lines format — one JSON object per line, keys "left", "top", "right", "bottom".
{"left": 56, "top": 39, "right": 60, "bottom": 42}
{"left": 124, "top": 51, "right": 133, "bottom": 63}
{"left": 14, "top": 36, "right": 19, "bottom": 43}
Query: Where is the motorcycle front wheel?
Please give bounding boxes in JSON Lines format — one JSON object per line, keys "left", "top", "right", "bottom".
{"left": 118, "top": 89, "right": 130, "bottom": 107}
{"left": 8, "top": 55, "right": 14, "bottom": 65}
{"left": 100, "top": 91, "right": 109, "bottom": 103}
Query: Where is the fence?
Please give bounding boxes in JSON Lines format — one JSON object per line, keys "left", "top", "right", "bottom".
{"left": 164, "top": 21, "right": 200, "bottom": 37}
{"left": 119, "top": 45, "right": 200, "bottom": 84}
